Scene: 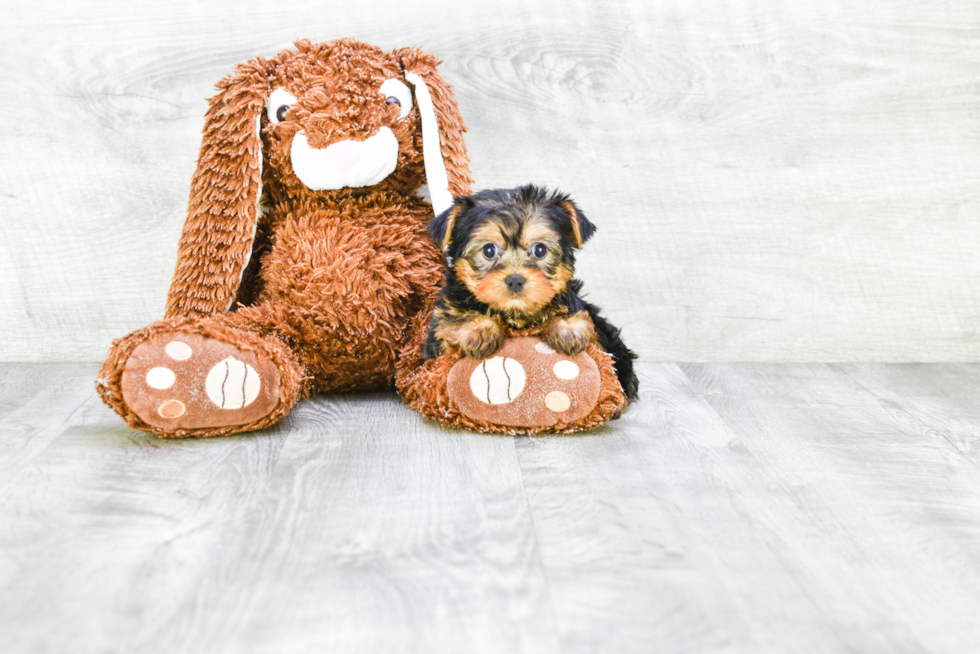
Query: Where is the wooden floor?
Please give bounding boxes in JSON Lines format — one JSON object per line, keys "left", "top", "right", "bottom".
{"left": 3, "top": 362, "right": 980, "bottom": 653}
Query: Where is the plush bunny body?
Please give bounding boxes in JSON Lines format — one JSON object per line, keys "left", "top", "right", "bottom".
{"left": 219, "top": 196, "right": 443, "bottom": 393}
{"left": 98, "top": 39, "right": 469, "bottom": 437}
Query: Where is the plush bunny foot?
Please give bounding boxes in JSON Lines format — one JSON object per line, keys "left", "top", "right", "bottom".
{"left": 446, "top": 336, "right": 602, "bottom": 430}
{"left": 119, "top": 332, "right": 282, "bottom": 432}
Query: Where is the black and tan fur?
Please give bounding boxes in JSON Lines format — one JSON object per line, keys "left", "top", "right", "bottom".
{"left": 423, "top": 185, "right": 639, "bottom": 401}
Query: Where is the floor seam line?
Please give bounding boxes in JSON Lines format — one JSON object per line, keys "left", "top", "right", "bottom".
{"left": 511, "top": 435, "right": 566, "bottom": 654}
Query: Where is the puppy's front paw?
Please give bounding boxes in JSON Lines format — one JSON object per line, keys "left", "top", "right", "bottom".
{"left": 457, "top": 318, "right": 504, "bottom": 359}
{"left": 545, "top": 312, "right": 596, "bottom": 355}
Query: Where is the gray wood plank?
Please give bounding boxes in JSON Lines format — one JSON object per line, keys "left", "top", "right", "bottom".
{"left": 516, "top": 362, "right": 980, "bottom": 653}
{"left": 157, "top": 395, "right": 560, "bottom": 654}
{"left": 515, "top": 364, "right": 759, "bottom": 654}
{"left": 679, "top": 363, "right": 980, "bottom": 652}
{"left": 6, "top": 363, "right": 980, "bottom": 652}
{"left": 0, "top": 363, "right": 99, "bottom": 482}
{"left": 2, "top": 0, "right": 980, "bottom": 362}
{"left": 836, "top": 363, "right": 980, "bottom": 469}
{"left": 0, "top": 389, "right": 294, "bottom": 653}
{"left": 0, "top": 365, "right": 558, "bottom": 654}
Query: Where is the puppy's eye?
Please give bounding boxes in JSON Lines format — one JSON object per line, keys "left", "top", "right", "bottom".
{"left": 379, "top": 79, "right": 413, "bottom": 119}
{"left": 267, "top": 88, "right": 299, "bottom": 125}
{"left": 482, "top": 244, "right": 498, "bottom": 259}
{"left": 532, "top": 243, "right": 548, "bottom": 259}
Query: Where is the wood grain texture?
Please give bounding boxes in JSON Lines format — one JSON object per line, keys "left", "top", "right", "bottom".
{"left": 515, "top": 362, "right": 980, "bottom": 652}
{"left": 1, "top": 0, "right": 979, "bottom": 361}
{"left": 835, "top": 363, "right": 980, "bottom": 469}
{"left": 4, "top": 362, "right": 980, "bottom": 652}
{"left": 677, "top": 363, "right": 980, "bottom": 652}
{"left": 0, "top": 365, "right": 558, "bottom": 654}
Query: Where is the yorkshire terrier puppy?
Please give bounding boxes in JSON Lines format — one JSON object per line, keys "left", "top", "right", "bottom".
{"left": 423, "top": 184, "right": 639, "bottom": 401}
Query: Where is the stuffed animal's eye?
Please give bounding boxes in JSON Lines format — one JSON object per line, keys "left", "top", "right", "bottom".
{"left": 379, "top": 79, "right": 412, "bottom": 119}
{"left": 532, "top": 243, "right": 548, "bottom": 258}
{"left": 482, "top": 244, "right": 498, "bottom": 259}
{"left": 267, "top": 88, "right": 299, "bottom": 125}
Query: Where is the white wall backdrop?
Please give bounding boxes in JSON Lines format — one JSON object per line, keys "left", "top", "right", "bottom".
{"left": 1, "top": 0, "right": 979, "bottom": 362}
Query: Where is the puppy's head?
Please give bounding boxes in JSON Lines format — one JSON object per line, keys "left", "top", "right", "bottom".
{"left": 430, "top": 185, "right": 596, "bottom": 316}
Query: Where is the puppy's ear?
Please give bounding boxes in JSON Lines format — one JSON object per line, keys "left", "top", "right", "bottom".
{"left": 558, "top": 199, "right": 597, "bottom": 249}
{"left": 428, "top": 198, "right": 468, "bottom": 253}
{"left": 395, "top": 47, "right": 472, "bottom": 216}
{"left": 165, "top": 58, "right": 273, "bottom": 319}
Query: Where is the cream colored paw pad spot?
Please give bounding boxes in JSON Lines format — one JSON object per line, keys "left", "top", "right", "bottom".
{"left": 535, "top": 342, "right": 556, "bottom": 355}
{"left": 470, "top": 356, "right": 526, "bottom": 405}
{"left": 553, "top": 360, "right": 580, "bottom": 380}
{"left": 146, "top": 367, "right": 176, "bottom": 389}
{"left": 206, "top": 356, "right": 261, "bottom": 409}
{"left": 545, "top": 391, "right": 572, "bottom": 413}
{"left": 157, "top": 400, "right": 186, "bottom": 419}
{"left": 165, "top": 341, "right": 193, "bottom": 360}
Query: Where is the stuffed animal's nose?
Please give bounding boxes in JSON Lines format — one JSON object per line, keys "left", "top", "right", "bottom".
{"left": 322, "top": 139, "right": 365, "bottom": 171}
{"left": 506, "top": 274, "right": 525, "bottom": 293}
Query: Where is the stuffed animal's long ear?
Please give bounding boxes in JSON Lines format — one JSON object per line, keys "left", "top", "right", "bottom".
{"left": 164, "top": 59, "right": 272, "bottom": 319}
{"left": 558, "top": 199, "right": 597, "bottom": 249}
{"left": 396, "top": 48, "right": 472, "bottom": 217}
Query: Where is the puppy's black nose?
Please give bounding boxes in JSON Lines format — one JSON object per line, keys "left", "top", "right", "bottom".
{"left": 505, "top": 274, "right": 525, "bottom": 293}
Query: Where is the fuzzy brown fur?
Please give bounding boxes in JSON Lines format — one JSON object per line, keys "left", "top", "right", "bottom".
{"left": 98, "top": 39, "right": 470, "bottom": 437}
{"left": 544, "top": 312, "right": 597, "bottom": 355}
{"left": 433, "top": 312, "right": 505, "bottom": 360}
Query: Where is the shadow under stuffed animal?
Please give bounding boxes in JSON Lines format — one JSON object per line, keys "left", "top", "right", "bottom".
{"left": 97, "top": 38, "right": 630, "bottom": 437}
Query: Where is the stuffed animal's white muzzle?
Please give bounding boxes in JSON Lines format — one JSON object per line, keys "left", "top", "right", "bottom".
{"left": 290, "top": 128, "right": 399, "bottom": 191}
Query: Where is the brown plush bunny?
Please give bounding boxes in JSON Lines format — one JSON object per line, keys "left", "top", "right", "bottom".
{"left": 97, "top": 39, "right": 471, "bottom": 437}
{"left": 98, "top": 38, "right": 627, "bottom": 437}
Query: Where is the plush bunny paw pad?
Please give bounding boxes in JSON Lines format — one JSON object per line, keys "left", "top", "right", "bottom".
{"left": 446, "top": 337, "right": 601, "bottom": 429}
{"left": 121, "top": 333, "right": 281, "bottom": 430}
